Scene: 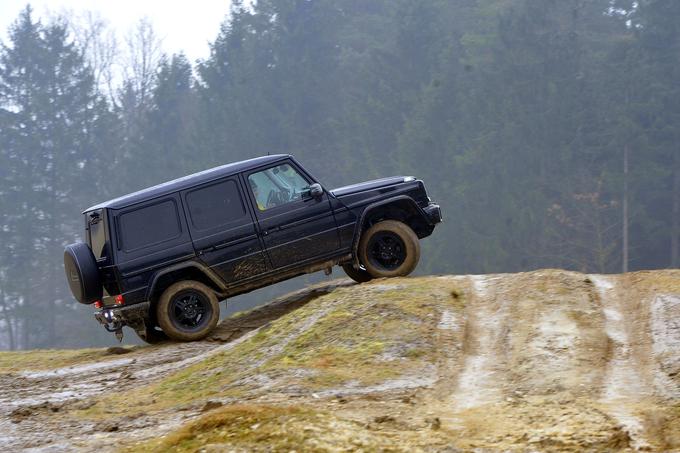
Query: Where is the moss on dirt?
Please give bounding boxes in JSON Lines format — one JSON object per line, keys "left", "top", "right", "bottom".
{"left": 0, "top": 347, "right": 131, "bottom": 373}
{"left": 77, "top": 278, "right": 465, "bottom": 419}
{"left": 452, "top": 398, "right": 634, "bottom": 452}
{"left": 127, "top": 402, "right": 444, "bottom": 453}
{"left": 131, "top": 404, "right": 313, "bottom": 452}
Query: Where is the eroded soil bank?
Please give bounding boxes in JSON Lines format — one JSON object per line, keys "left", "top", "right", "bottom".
{"left": 1, "top": 270, "right": 679, "bottom": 452}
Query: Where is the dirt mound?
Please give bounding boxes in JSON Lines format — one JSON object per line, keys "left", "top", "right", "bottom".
{"left": 1, "top": 270, "right": 679, "bottom": 451}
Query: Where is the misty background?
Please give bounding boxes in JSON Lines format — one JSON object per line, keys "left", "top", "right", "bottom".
{"left": 0, "top": 0, "right": 678, "bottom": 350}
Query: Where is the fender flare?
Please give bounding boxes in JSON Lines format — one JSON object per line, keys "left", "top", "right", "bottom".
{"left": 145, "top": 261, "right": 227, "bottom": 301}
{"left": 350, "top": 195, "right": 428, "bottom": 266}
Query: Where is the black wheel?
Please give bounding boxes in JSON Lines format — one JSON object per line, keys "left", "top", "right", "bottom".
{"left": 135, "top": 320, "right": 169, "bottom": 344}
{"left": 157, "top": 281, "right": 219, "bottom": 341}
{"left": 358, "top": 220, "right": 420, "bottom": 278}
{"left": 342, "top": 263, "right": 373, "bottom": 283}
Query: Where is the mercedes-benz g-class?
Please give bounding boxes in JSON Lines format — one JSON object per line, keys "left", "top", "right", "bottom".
{"left": 64, "top": 155, "right": 442, "bottom": 342}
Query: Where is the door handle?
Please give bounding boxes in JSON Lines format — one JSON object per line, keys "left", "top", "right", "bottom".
{"left": 263, "top": 226, "right": 280, "bottom": 236}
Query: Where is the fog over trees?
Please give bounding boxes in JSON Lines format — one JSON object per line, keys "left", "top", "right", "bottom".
{"left": 0, "top": 1, "right": 678, "bottom": 349}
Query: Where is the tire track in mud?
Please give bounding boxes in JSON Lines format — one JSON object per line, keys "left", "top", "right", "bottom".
{"left": 0, "top": 340, "right": 233, "bottom": 451}
{"left": 411, "top": 276, "right": 468, "bottom": 406}
{"left": 1, "top": 342, "right": 222, "bottom": 408}
{"left": 449, "top": 274, "right": 508, "bottom": 410}
{"left": 592, "top": 274, "right": 652, "bottom": 451}
{"left": 650, "top": 293, "right": 680, "bottom": 399}
{"left": 1, "top": 281, "right": 345, "bottom": 412}
{"left": 430, "top": 271, "right": 628, "bottom": 449}
{"left": 509, "top": 271, "right": 609, "bottom": 398}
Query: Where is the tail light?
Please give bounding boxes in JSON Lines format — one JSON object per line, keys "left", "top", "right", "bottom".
{"left": 114, "top": 294, "right": 124, "bottom": 305}
{"left": 94, "top": 300, "right": 103, "bottom": 309}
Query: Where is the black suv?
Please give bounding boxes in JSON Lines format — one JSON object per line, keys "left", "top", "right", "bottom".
{"left": 64, "top": 155, "right": 441, "bottom": 342}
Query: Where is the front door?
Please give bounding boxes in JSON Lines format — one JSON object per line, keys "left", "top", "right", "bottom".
{"left": 182, "top": 177, "right": 268, "bottom": 284}
{"left": 245, "top": 161, "right": 340, "bottom": 269}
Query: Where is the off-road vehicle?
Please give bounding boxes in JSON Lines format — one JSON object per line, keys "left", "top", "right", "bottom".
{"left": 64, "top": 155, "right": 442, "bottom": 342}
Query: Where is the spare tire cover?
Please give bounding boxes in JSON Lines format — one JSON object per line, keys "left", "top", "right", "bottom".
{"left": 64, "top": 242, "right": 102, "bottom": 304}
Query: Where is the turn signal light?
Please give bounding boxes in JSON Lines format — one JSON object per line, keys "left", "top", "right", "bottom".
{"left": 94, "top": 300, "right": 103, "bottom": 309}
{"left": 114, "top": 295, "right": 125, "bottom": 305}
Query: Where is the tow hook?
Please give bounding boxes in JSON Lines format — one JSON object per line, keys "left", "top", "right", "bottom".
{"left": 104, "top": 321, "right": 124, "bottom": 342}
{"left": 102, "top": 310, "right": 124, "bottom": 342}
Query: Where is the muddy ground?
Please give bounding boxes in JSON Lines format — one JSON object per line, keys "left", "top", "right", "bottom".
{"left": 0, "top": 270, "right": 679, "bottom": 452}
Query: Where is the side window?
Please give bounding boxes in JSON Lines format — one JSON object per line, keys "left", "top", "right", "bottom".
{"left": 186, "top": 179, "right": 246, "bottom": 230}
{"left": 248, "top": 164, "right": 310, "bottom": 211}
{"left": 86, "top": 210, "right": 108, "bottom": 260}
{"left": 119, "top": 200, "right": 181, "bottom": 252}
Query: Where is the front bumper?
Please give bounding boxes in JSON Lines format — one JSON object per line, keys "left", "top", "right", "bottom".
{"left": 424, "top": 203, "right": 443, "bottom": 224}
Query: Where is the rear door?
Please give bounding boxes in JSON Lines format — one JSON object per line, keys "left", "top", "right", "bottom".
{"left": 244, "top": 160, "right": 340, "bottom": 269}
{"left": 182, "top": 177, "right": 268, "bottom": 284}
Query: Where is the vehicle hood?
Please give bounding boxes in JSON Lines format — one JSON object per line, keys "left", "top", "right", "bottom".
{"left": 331, "top": 176, "right": 413, "bottom": 197}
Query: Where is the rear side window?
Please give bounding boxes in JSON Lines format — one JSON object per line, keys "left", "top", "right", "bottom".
{"left": 119, "top": 200, "right": 181, "bottom": 252}
{"left": 86, "top": 209, "right": 108, "bottom": 260}
{"left": 186, "top": 179, "right": 246, "bottom": 230}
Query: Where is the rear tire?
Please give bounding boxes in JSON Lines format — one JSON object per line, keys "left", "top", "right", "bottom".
{"left": 342, "top": 263, "right": 373, "bottom": 283}
{"left": 157, "top": 281, "right": 219, "bottom": 342}
{"left": 358, "top": 220, "right": 420, "bottom": 278}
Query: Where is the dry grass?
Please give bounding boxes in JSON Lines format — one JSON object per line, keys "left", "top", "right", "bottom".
{"left": 127, "top": 403, "right": 426, "bottom": 453}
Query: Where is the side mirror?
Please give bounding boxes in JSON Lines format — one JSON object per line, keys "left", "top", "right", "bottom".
{"left": 305, "top": 183, "right": 323, "bottom": 200}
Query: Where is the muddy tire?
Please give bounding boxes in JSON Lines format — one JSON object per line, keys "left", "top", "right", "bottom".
{"left": 342, "top": 263, "right": 373, "bottom": 283}
{"left": 63, "top": 242, "right": 102, "bottom": 304}
{"left": 358, "top": 220, "right": 420, "bottom": 278}
{"left": 157, "top": 281, "right": 219, "bottom": 342}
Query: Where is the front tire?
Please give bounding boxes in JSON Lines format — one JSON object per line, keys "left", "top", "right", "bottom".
{"left": 358, "top": 220, "right": 420, "bottom": 278}
{"left": 157, "top": 281, "right": 219, "bottom": 341}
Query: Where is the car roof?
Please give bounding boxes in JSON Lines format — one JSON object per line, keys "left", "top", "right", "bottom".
{"left": 84, "top": 154, "right": 289, "bottom": 212}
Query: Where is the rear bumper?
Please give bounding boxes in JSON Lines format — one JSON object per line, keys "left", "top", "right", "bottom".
{"left": 424, "top": 203, "right": 443, "bottom": 224}
{"left": 95, "top": 302, "right": 149, "bottom": 331}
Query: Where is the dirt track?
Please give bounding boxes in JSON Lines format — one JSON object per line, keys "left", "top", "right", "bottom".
{"left": 1, "top": 270, "right": 679, "bottom": 451}
{"left": 421, "top": 270, "right": 680, "bottom": 451}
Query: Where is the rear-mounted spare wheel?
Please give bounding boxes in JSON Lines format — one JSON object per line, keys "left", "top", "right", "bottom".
{"left": 64, "top": 242, "right": 102, "bottom": 304}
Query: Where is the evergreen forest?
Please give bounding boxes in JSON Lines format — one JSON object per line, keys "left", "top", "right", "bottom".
{"left": 0, "top": 0, "right": 678, "bottom": 349}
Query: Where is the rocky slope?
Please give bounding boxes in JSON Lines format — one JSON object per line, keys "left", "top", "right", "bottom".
{"left": 0, "top": 270, "right": 679, "bottom": 452}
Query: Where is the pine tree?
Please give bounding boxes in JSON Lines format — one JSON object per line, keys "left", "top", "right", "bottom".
{"left": 0, "top": 6, "right": 111, "bottom": 347}
{"left": 143, "top": 53, "right": 201, "bottom": 178}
